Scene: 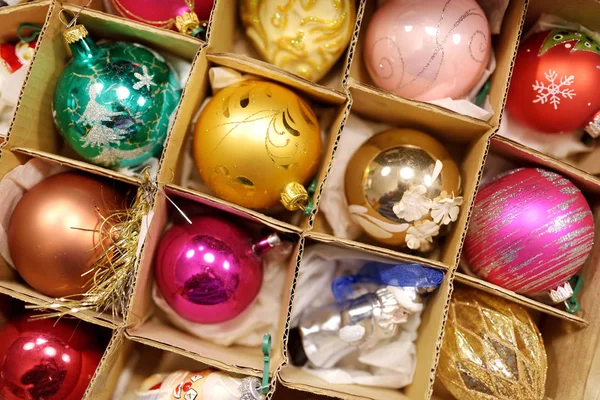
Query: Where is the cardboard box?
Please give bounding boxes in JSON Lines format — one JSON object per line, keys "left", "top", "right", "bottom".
{"left": 0, "top": 0, "right": 599, "bottom": 399}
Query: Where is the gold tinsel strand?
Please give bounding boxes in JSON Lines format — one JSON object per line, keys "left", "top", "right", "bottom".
{"left": 27, "top": 171, "right": 156, "bottom": 321}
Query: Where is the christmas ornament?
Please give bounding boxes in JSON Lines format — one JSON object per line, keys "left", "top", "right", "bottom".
{"left": 345, "top": 129, "right": 462, "bottom": 250}
{"left": 0, "top": 314, "right": 104, "bottom": 400}
{"left": 155, "top": 215, "right": 281, "bottom": 324}
{"left": 289, "top": 262, "right": 443, "bottom": 368}
{"left": 464, "top": 168, "right": 594, "bottom": 303}
{"left": 438, "top": 287, "right": 547, "bottom": 400}
{"left": 135, "top": 369, "right": 265, "bottom": 400}
{"left": 0, "top": 37, "right": 36, "bottom": 84}
{"left": 28, "top": 171, "right": 156, "bottom": 320}
{"left": 507, "top": 29, "right": 600, "bottom": 135}
{"left": 240, "top": 0, "right": 355, "bottom": 82}
{"left": 193, "top": 80, "right": 322, "bottom": 211}
{"left": 8, "top": 172, "right": 125, "bottom": 299}
{"left": 111, "top": 0, "right": 213, "bottom": 38}
{"left": 363, "top": 0, "right": 491, "bottom": 101}
{"left": 53, "top": 24, "right": 181, "bottom": 169}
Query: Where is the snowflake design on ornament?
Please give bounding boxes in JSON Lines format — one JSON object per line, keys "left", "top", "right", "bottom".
{"left": 532, "top": 69, "right": 576, "bottom": 110}
{"left": 133, "top": 65, "right": 157, "bottom": 91}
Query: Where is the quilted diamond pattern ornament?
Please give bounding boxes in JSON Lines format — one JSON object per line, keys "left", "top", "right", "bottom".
{"left": 437, "top": 287, "right": 547, "bottom": 400}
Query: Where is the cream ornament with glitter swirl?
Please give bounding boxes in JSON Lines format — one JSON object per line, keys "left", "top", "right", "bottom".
{"left": 363, "top": 0, "right": 491, "bottom": 101}
{"left": 240, "top": 0, "right": 356, "bottom": 82}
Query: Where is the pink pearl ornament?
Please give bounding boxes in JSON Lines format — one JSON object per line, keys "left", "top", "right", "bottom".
{"left": 155, "top": 215, "right": 280, "bottom": 324}
{"left": 363, "top": 0, "right": 492, "bottom": 101}
{"left": 464, "top": 168, "right": 595, "bottom": 303}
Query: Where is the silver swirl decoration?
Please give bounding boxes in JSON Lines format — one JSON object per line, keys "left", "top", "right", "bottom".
{"left": 469, "top": 29, "right": 488, "bottom": 63}
{"left": 367, "top": 37, "right": 405, "bottom": 87}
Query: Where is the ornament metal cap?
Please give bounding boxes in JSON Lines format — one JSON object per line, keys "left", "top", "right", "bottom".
{"left": 63, "top": 24, "right": 88, "bottom": 44}
{"left": 549, "top": 281, "right": 574, "bottom": 303}
{"left": 175, "top": 10, "right": 200, "bottom": 35}
{"left": 280, "top": 182, "right": 309, "bottom": 211}
{"left": 584, "top": 111, "right": 600, "bottom": 138}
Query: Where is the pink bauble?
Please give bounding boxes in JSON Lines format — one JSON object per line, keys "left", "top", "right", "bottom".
{"left": 112, "top": 0, "right": 214, "bottom": 28}
{"left": 155, "top": 215, "right": 264, "bottom": 324}
{"left": 464, "top": 168, "right": 595, "bottom": 301}
{"left": 363, "top": 0, "right": 491, "bottom": 101}
{"left": 0, "top": 315, "right": 103, "bottom": 400}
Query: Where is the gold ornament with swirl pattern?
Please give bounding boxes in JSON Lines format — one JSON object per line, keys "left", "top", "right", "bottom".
{"left": 240, "top": 0, "right": 356, "bottom": 82}
{"left": 193, "top": 80, "right": 322, "bottom": 211}
{"left": 438, "top": 287, "right": 547, "bottom": 400}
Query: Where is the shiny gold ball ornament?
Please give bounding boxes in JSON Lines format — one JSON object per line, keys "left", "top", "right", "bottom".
{"left": 438, "top": 287, "right": 547, "bottom": 400}
{"left": 240, "top": 0, "right": 356, "bottom": 82}
{"left": 344, "top": 129, "right": 462, "bottom": 250}
{"left": 193, "top": 80, "right": 322, "bottom": 210}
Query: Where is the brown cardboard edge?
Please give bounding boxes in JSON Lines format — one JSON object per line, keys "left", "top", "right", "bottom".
{"left": 340, "top": 0, "right": 367, "bottom": 92}
{"left": 206, "top": 52, "right": 347, "bottom": 105}
{"left": 10, "top": 146, "right": 143, "bottom": 186}
{"left": 124, "top": 332, "right": 266, "bottom": 378}
{"left": 4, "top": 0, "right": 54, "bottom": 140}
{"left": 455, "top": 272, "right": 588, "bottom": 326}
{"left": 164, "top": 183, "right": 303, "bottom": 234}
{"left": 347, "top": 78, "right": 493, "bottom": 132}
{"left": 0, "top": 283, "right": 119, "bottom": 329}
{"left": 83, "top": 328, "right": 124, "bottom": 400}
{"left": 305, "top": 231, "right": 450, "bottom": 271}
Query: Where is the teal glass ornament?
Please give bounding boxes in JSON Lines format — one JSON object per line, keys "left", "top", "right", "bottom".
{"left": 53, "top": 24, "right": 181, "bottom": 169}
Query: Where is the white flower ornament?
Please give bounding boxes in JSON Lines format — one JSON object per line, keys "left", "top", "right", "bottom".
{"left": 431, "top": 193, "right": 463, "bottom": 225}
{"left": 405, "top": 220, "right": 440, "bottom": 251}
{"left": 392, "top": 185, "right": 432, "bottom": 222}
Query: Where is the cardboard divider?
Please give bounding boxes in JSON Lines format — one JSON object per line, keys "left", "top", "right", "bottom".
{"left": 312, "top": 90, "right": 493, "bottom": 269}
{"left": 0, "top": 292, "right": 116, "bottom": 400}
{"left": 125, "top": 185, "right": 302, "bottom": 377}
{"left": 277, "top": 235, "right": 454, "bottom": 400}
{"left": 0, "top": 147, "right": 141, "bottom": 328}
{"left": 206, "top": 0, "right": 361, "bottom": 93}
{"left": 6, "top": 2, "right": 202, "bottom": 182}
{"left": 348, "top": 0, "right": 526, "bottom": 125}
{"left": 0, "top": 1, "right": 53, "bottom": 139}
{"left": 157, "top": 46, "right": 351, "bottom": 232}
{"left": 454, "top": 136, "right": 600, "bottom": 324}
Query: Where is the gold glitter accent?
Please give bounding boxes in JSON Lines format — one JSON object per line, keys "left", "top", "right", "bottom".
{"left": 438, "top": 288, "right": 547, "bottom": 400}
{"left": 280, "top": 181, "right": 308, "bottom": 211}
{"left": 63, "top": 24, "right": 88, "bottom": 44}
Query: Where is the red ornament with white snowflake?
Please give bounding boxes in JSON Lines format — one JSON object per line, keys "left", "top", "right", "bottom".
{"left": 507, "top": 29, "right": 600, "bottom": 135}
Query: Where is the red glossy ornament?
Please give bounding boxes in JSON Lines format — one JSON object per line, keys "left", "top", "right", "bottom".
{"left": 155, "top": 215, "right": 280, "bottom": 324}
{"left": 507, "top": 29, "right": 600, "bottom": 134}
{"left": 112, "top": 0, "right": 214, "bottom": 30}
{"left": 0, "top": 314, "right": 104, "bottom": 400}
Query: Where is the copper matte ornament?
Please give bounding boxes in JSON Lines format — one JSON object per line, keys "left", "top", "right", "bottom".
{"left": 345, "top": 129, "right": 462, "bottom": 250}
{"left": 7, "top": 172, "right": 125, "bottom": 298}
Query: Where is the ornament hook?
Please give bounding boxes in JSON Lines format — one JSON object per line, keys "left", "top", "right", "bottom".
{"left": 59, "top": 0, "right": 93, "bottom": 28}
{"left": 261, "top": 334, "right": 271, "bottom": 394}
{"left": 565, "top": 275, "right": 583, "bottom": 314}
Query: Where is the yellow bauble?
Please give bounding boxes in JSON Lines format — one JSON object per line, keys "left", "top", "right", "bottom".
{"left": 438, "top": 288, "right": 547, "bottom": 400}
{"left": 344, "top": 129, "right": 462, "bottom": 250}
{"left": 193, "top": 80, "right": 322, "bottom": 211}
{"left": 240, "top": 0, "right": 356, "bottom": 82}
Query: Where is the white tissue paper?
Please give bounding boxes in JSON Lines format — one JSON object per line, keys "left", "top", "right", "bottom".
{"left": 0, "top": 158, "right": 68, "bottom": 268}
{"left": 153, "top": 240, "right": 293, "bottom": 348}
{"left": 498, "top": 14, "right": 597, "bottom": 159}
{"left": 291, "top": 244, "right": 422, "bottom": 389}
{"left": 319, "top": 113, "right": 391, "bottom": 240}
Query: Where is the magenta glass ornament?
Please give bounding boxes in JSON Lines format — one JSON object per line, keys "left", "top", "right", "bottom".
{"left": 112, "top": 0, "right": 214, "bottom": 29}
{"left": 464, "top": 168, "right": 595, "bottom": 303}
{"left": 155, "top": 215, "right": 279, "bottom": 324}
{"left": 363, "top": 0, "right": 491, "bottom": 101}
{"left": 0, "top": 315, "right": 104, "bottom": 400}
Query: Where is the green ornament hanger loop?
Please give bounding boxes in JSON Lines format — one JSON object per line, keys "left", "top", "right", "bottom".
{"left": 302, "top": 179, "right": 319, "bottom": 217}
{"left": 475, "top": 80, "right": 491, "bottom": 107}
{"left": 261, "top": 333, "right": 271, "bottom": 394}
{"left": 565, "top": 275, "right": 583, "bottom": 314}
{"left": 16, "top": 24, "right": 42, "bottom": 43}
